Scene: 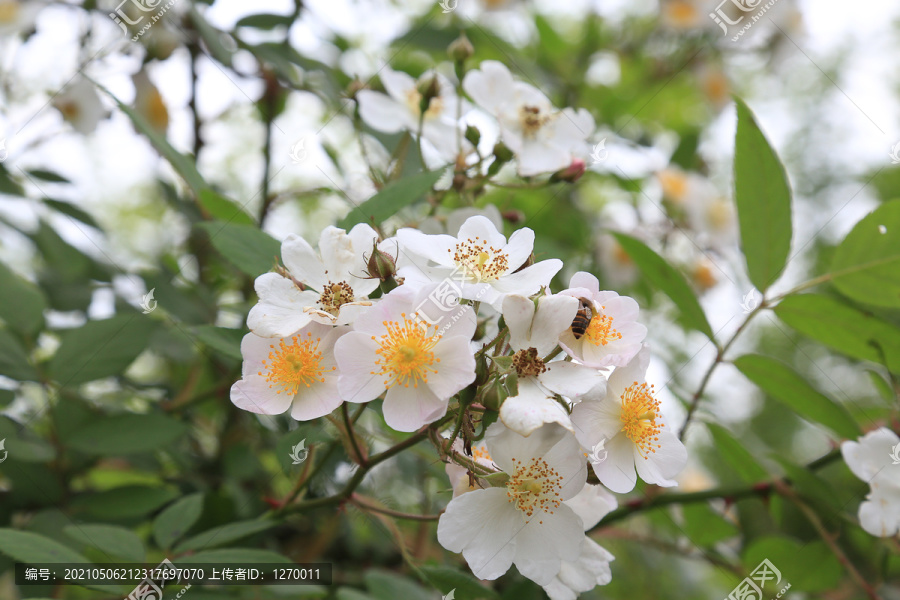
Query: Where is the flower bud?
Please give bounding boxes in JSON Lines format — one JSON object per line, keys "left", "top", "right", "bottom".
{"left": 417, "top": 76, "right": 441, "bottom": 115}
{"left": 492, "top": 141, "right": 513, "bottom": 163}
{"left": 550, "top": 158, "right": 586, "bottom": 183}
{"left": 480, "top": 377, "right": 507, "bottom": 410}
{"left": 366, "top": 243, "right": 397, "bottom": 282}
{"left": 464, "top": 124, "right": 481, "bottom": 147}
{"left": 474, "top": 354, "right": 490, "bottom": 386}
{"left": 448, "top": 33, "right": 474, "bottom": 63}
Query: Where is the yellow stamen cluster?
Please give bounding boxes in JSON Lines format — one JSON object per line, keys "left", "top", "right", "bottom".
{"left": 512, "top": 347, "right": 547, "bottom": 377}
{"left": 318, "top": 280, "right": 355, "bottom": 316}
{"left": 506, "top": 456, "right": 562, "bottom": 522}
{"left": 449, "top": 236, "right": 509, "bottom": 282}
{"left": 619, "top": 381, "right": 662, "bottom": 459}
{"left": 519, "top": 105, "right": 551, "bottom": 137}
{"left": 258, "top": 332, "right": 332, "bottom": 395}
{"left": 584, "top": 310, "right": 623, "bottom": 347}
{"left": 371, "top": 314, "right": 441, "bottom": 389}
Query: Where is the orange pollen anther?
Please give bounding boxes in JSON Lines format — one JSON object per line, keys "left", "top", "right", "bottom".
{"left": 258, "top": 332, "right": 333, "bottom": 395}
{"left": 505, "top": 456, "right": 563, "bottom": 519}
{"left": 585, "top": 310, "right": 623, "bottom": 347}
{"left": 619, "top": 381, "right": 663, "bottom": 459}
{"left": 448, "top": 235, "right": 509, "bottom": 282}
{"left": 371, "top": 313, "right": 442, "bottom": 389}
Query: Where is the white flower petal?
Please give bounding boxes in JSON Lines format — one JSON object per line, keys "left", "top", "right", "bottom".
{"left": 290, "top": 376, "right": 342, "bottom": 421}
{"left": 356, "top": 90, "right": 412, "bottom": 133}
{"left": 564, "top": 483, "right": 617, "bottom": 531}
{"left": 569, "top": 271, "right": 600, "bottom": 293}
{"left": 380, "top": 68, "right": 417, "bottom": 102}
{"left": 539, "top": 362, "right": 605, "bottom": 400}
{"left": 529, "top": 295, "right": 579, "bottom": 356}
{"left": 247, "top": 273, "right": 318, "bottom": 338}
{"left": 502, "top": 294, "right": 536, "bottom": 352}
{"left": 230, "top": 373, "right": 292, "bottom": 415}
{"left": 500, "top": 378, "right": 574, "bottom": 437}
{"left": 485, "top": 420, "right": 568, "bottom": 474}
{"left": 491, "top": 259, "right": 563, "bottom": 297}
{"left": 457, "top": 215, "right": 507, "bottom": 249}
{"left": 570, "top": 396, "right": 622, "bottom": 450}
{"left": 513, "top": 505, "right": 584, "bottom": 585}
{"left": 841, "top": 427, "right": 900, "bottom": 482}
{"left": 543, "top": 538, "right": 614, "bottom": 600}
{"left": 437, "top": 487, "right": 521, "bottom": 580}
{"left": 281, "top": 234, "right": 327, "bottom": 290}
{"left": 382, "top": 383, "right": 448, "bottom": 431}
{"left": 427, "top": 335, "right": 477, "bottom": 400}
{"left": 504, "top": 227, "right": 535, "bottom": 270}
{"left": 334, "top": 333, "right": 385, "bottom": 403}
{"left": 463, "top": 60, "right": 516, "bottom": 114}
{"left": 590, "top": 433, "right": 637, "bottom": 494}
{"left": 633, "top": 429, "right": 687, "bottom": 488}
{"left": 396, "top": 227, "right": 457, "bottom": 267}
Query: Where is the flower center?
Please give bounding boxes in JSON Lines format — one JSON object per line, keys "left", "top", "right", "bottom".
{"left": 56, "top": 101, "right": 80, "bottom": 121}
{"left": 619, "top": 382, "right": 662, "bottom": 459}
{"left": 665, "top": 1, "right": 699, "bottom": 26}
{"left": 449, "top": 236, "right": 509, "bottom": 282}
{"left": 472, "top": 445, "right": 492, "bottom": 462}
{"left": 318, "top": 280, "right": 355, "bottom": 316}
{"left": 519, "top": 105, "right": 551, "bottom": 137}
{"left": 506, "top": 457, "right": 562, "bottom": 520}
{"left": 584, "top": 311, "right": 622, "bottom": 347}
{"left": 706, "top": 198, "right": 733, "bottom": 231}
{"left": 371, "top": 314, "right": 442, "bottom": 389}
{"left": 512, "top": 347, "right": 547, "bottom": 378}
{"left": 258, "top": 332, "right": 333, "bottom": 395}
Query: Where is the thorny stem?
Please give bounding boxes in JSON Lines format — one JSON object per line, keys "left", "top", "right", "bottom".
{"left": 342, "top": 402, "right": 366, "bottom": 466}
{"left": 776, "top": 481, "right": 883, "bottom": 600}
{"left": 679, "top": 301, "right": 766, "bottom": 441}
{"left": 351, "top": 494, "right": 442, "bottom": 521}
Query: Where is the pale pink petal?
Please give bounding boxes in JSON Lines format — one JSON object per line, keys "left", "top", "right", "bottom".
{"left": 334, "top": 333, "right": 385, "bottom": 403}
{"left": 281, "top": 234, "right": 327, "bottom": 289}
{"left": 633, "top": 429, "right": 687, "bottom": 488}
{"left": 427, "top": 335, "right": 477, "bottom": 400}
{"left": 590, "top": 434, "right": 637, "bottom": 494}
{"left": 247, "top": 273, "right": 318, "bottom": 338}
{"left": 382, "top": 383, "right": 448, "bottom": 432}
{"left": 290, "top": 377, "right": 342, "bottom": 421}
{"left": 231, "top": 373, "right": 292, "bottom": 415}
{"left": 569, "top": 272, "right": 600, "bottom": 293}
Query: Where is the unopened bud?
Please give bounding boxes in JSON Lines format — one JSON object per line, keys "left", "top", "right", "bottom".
{"left": 550, "top": 158, "right": 586, "bottom": 183}
{"left": 465, "top": 124, "right": 481, "bottom": 147}
{"left": 492, "top": 141, "right": 513, "bottom": 163}
{"left": 480, "top": 378, "right": 507, "bottom": 410}
{"left": 448, "top": 33, "right": 474, "bottom": 63}
{"left": 474, "top": 354, "right": 490, "bottom": 386}
{"left": 417, "top": 76, "right": 441, "bottom": 114}
{"left": 366, "top": 243, "right": 397, "bottom": 281}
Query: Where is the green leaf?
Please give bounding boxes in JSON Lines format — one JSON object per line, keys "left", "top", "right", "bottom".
{"left": 27, "top": 169, "right": 69, "bottom": 183}
{"left": 0, "top": 529, "right": 88, "bottom": 563}
{"left": 191, "top": 325, "right": 244, "bottom": 361}
{"left": 43, "top": 199, "right": 101, "bottom": 229}
{"left": 774, "top": 458, "right": 842, "bottom": 511}
{"left": 0, "top": 163, "right": 24, "bottom": 195}
{"left": 734, "top": 354, "right": 860, "bottom": 439}
{"left": 420, "top": 565, "right": 500, "bottom": 599}
{"left": 0, "top": 328, "right": 39, "bottom": 381}
{"left": 611, "top": 233, "right": 714, "bottom": 339}
{"left": 196, "top": 221, "right": 281, "bottom": 277}
{"left": 866, "top": 369, "right": 895, "bottom": 404}
{"left": 174, "top": 520, "right": 277, "bottom": 553}
{"left": 733, "top": 97, "right": 793, "bottom": 291}
{"left": 831, "top": 199, "right": 900, "bottom": 307}
{"left": 706, "top": 423, "right": 768, "bottom": 483}
{"left": 236, "top": 13, "right": 294, "bottom": 29}
{"left": 63, "top": 524, "right": 145, "bottom": 562}
{"left": 70, "top": 486, "right": 179, "bottom": 520}
{"left": 188, "top": 7, "right": 235, "bottom": 69}
{"left": 66, "top": 413, "right": 188, "bottom": 455}
{"left": 339, "top": 169, "right": 444, "bottom": 229}
{"left": 95, "top": 82, "right": 208, "bottom": 196}
{"left": 0, "top": 261, "right": 46, "bottom": 335}
{"left": 337, "top": 590, "right": 378, "bottom": 600}
{"left": 774, "top": 294, "right": 900, "bottom": 374}
{"left": 153, "top": 493, "right": 204, "bottom": 550}
{"left": 178, "top": 548, "right": 291, "bottom": 564}
{"left": 198, "top": 189, "right": 255, "bottom": 226}
{"left": 680, "top": 503, "right": 738, "bottom": 547}
{"left": 48, "top": 315, "right": 155, "bottom": 385}
{"left": 364, "top": 571, "right": 432, "bottom": 600}
{"left": 742, "top": 536, "right": 840, "bottom": 592}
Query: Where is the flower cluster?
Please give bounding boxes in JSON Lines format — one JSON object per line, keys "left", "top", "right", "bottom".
{"left": 841, "top": 428, "right": 900, "bottom": 538}
{"left": 231, "top": 214, "right": 687, "bottom": 598}
{"left": 357, "top": 60, "right": 595, "bottom": 177}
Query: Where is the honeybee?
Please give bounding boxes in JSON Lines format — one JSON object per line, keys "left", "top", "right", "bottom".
{"left": 570, "top": 297, "right": 594, "bottom": 340}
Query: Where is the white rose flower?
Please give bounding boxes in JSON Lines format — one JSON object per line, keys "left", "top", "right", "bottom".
{"left": 247, "top": 224, "right": 379, "bottom": 337}
{"left": 841, "top": 427, "right": 900, "bottom": 537}
{"left": 570, "top": 346, "right": 687, "bottom": 493}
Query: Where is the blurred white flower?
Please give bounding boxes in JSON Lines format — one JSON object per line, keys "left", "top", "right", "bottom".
{"left": 841, "top": 428, "right": 900, "bottom": 537}
{"left": 334, "top": 285, "right": 476, "bottom": 432}
{"left": 499, "top": 294, "right": 605, "bottom": 436}
{"left": 558, "top": 271, "right": 647, "bottom": 368}
{"left": 542, "top": 538, "right": 615, "bottom": 600}
{"left": 0, "top": 0, "right": 42, "bottom": 37}
{"left": 571, "top": 346, "right": 687, "bottom": 493}
{"left": 437, "top": 422, "right": 590, "bottom": 586}
{"left": 397, "top": 215, "right": 562, "bottom": 310}
{"left": 52, "top": 78, "right": 105, "bottom": 135}
{"left": 463, "top": 61, "right": 594, "bottom": 176}
{"left": 247, "top": 224, "right": 380, "bottom": 337}
{"left": 357, "top": 68, "right": 467, "bottom": 164}
{"left": 231, "top": 322, "right": 346, "bottom": 420}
